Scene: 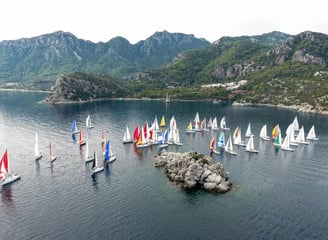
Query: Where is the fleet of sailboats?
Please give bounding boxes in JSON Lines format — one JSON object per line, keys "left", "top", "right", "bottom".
{"left": 0, "top": 112, "right": 320, "bottom": 186}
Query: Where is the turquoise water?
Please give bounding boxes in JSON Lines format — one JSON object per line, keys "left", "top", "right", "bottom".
{"left": 0, "top": 91, "right": 328, "bottom": 239}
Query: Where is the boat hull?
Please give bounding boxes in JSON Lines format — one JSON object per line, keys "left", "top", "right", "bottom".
{"left": 2, "top": 174, "right": 21, "bottom": 186}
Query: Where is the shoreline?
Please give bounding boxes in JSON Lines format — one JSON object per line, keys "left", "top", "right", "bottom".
{"left": 0, "top": 88, "right": 51, "bottom": 93}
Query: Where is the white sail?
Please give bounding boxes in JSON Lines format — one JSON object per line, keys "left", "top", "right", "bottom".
{"left": 295, "top": 126, "right": 309, "bottom": 145}
{"left": 86, "top": 115, "right": 94, "bottom": 129}
{"left": 35, "top": 131, "right": 42, "bottom": 160}
{"left": 306, "top": 125, "right": 319, "bottom": 140}
{"left": 225, "top": 135, "right": 236, "bottom": 155}
{"left": 286, "top": 123, "right": 298, "bottom": 146}
{"left": 233, "top": 127, "right": 246, "bottom": 146}
{"left": 281, "top": 134, "right": 295, "bottom": 151}
{"left": 220, "top": 116, "right": 229, "bottom": 130}
{"left": 212, "top": 117, "right": 219, "bottom": 130}
{"left": 260, "top": 124, "right": 270, "bottom": 140}
{"left": 246, "top": 135, "right": 258, "bottom": 153}
{"left": 245, "top": 122, "right": 253, "bottom": 138}
{"left": 292, "top": 116, "right": 300, "bottom": 132}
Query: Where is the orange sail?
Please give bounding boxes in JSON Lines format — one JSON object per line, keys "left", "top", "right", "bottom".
{"left": 210, "top": 137, "right": 215, "bottom": 151}
{"left": 272, "top": 124, "right": 280, "bottom": 139}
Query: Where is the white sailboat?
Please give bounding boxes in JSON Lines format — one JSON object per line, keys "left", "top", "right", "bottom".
{"left": 91, "top": 151, "right": 104, "bottom": 176}
{"left": 35, "top": 131, "right": 42, "bottom": 160}
{"left": 295, "top": 126, "right": 309, "bottom": 145}
{"left": 306, "top": 125, "right": 319, "bottom": 140}
{"left": 85, "top": 140, "right": 95, "bottom": 163}
{"left": 286, "top": 123, "right": 298, "bottom": 146}
{"left": 122, "top": 126, "right": 133, "bottom": 144}
{"left": 193, "top": 112, "right": 201, "bottom": 131}
{"left": 233, "top": 127, "right": 246, "bottom": 147}
{"left": 245, "top": 122, "right": 254, "bottom": 138}
{"left": 225, "top": 135, "right": 237, "bottom": 155}
{"left": 246, "top": 135, "right": 259, "bottom": 153}
{"left": 49, "top": 141, "right": 57, "bottom": 162}
{"left": 259, "top": 124, "right": 271, "bottom": 141}
{"left": 165, "top": 93, "right": 171, "bottom": 103}
{"left": 281, "top": 134, "right": 295, "bottom": 152}
{"left": 86, "top": 115, "right": 94, "bottom": 129}
{"left": 211, "top": 117, "right": 219, "bottom": 130}
{"left": 220, "top": 116, "right": 230, "bottom": 131}
{"left": 0, "top": 150, "right": 21, "bottom": 186}
{"left": 292, "top": 116, "right": 300, "bottom": 132}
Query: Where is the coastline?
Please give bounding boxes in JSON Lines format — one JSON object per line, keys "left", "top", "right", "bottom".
{"left": 232, "top": 102, "right": 328, "bottom": 115}
{"left": 0, "top": 88, "right": 51, "bottom": 93}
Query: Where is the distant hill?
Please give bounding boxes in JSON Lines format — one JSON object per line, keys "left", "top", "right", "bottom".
{"left": 142, "top": 31, "right": 328, "bottom": 113}
{"left": 0, "top": 30, "right": 210, "bottom": 89}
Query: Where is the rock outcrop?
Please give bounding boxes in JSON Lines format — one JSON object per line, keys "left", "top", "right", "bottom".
{"left": 154, "top": 151, "right": 231, "bottom": 193}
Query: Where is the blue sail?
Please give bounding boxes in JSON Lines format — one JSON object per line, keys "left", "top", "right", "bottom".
{"left": 158, "top": 131, "right": 163, "bottom": 145}
{"left": 218, "top": 132, "right": 225, "bottom": 148}
{"left": 105, "top": 140, "right": 110, "bottom": 161}
{"left": 71, "top": 120, "right": 76, "bottom": 132}
{"left": 164, "top": 129, "right": 169, "bottom": 143}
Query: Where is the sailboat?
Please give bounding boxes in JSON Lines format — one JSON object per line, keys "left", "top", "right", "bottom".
{"left": 218, "top": 132, "right": 225, "bottom": 149}
{"left": 35, "top": 131, "right": 42, "bottom": 160}
{"left": 211, "top": 117, "right": 219, "bottom": 130}
{"left": 200, "top": 118, "right": 209, "bottom": 132}
{"left": 281, "top": 134, "right": 295, "bottom": 151}
{"left": 91, "top": 151, "right": 104, "bottom": 176}
{"left": 104, "top": 139, "right": 117, "bottom": 163}
{"left": 209, "top": 137, "right": 220, "bottom": 154}
{"left": 165, "top": 93, "right": 171, "bottom": 103}
{"left": 86, "top": 115, "right": 94, "bottom": 129}
{"left": 232, "top": 127, "right": 246, "bottom": 147}
{"left": 158, "top": 129, "right": 169, "bottom": 149}
{"left": 273, "top": 129, "right": 282, "bottom": 146}
{"left": 225, "top": 135, "right": 237, "bottom": 155}
{"left": 79, "top": 128, "right": 86, "bottom": 147}
{"left": 285, "top": 123, "right": 298, "bottom": 146}
{"left": 295, "top": 126, "right": 309, "bottom": 145}
{"left": 220, "top": 116, "right": 230, "bottom": 131}
{"left": 259, "top": 124, "right": 271, "bottom": 141}
{"left": 84, "top": 140, "right": 95, "bottom": 163}
{"left": 136, "top": 125, "right": 151, "bottom": 148}
{"left": 246, "top": 135, "right": 259, "bottom": 153}
{"left": 49, "top": 141, "right": 57, "bottom": 162}
{"left": 122, "top": 126, "right": 133, "bottom": 144}
{"left": 0, "top": 150, "right": 21, "bottom": 186}
{"left": 245, "top": 122, "right": 254, "bottom": 138}
{"left": 292, "top": 116, "right": 300, "bottom": 132}
{"left": 71, "top": 120, "right": 79, "bottom": 134}
{"left": 272, "top": 124, "right": 280, "bottom": 139}
{"left": 186, "top": 120, "right": 195, "bottom": 134}
{"left": 306, "top": 125, "right": 319, "bottom": 140}
{"left": 160, "top": 115, "right": 166, "bottom": 128}
{"left": 193, "top": 112, "right": 201, "bottom": 131}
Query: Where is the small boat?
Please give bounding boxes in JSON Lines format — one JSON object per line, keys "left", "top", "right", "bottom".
{"left": 211, "top": 117, "right": 219, "bottom": 131}
{"left": 273, "top": 129, "right": 282, "bottom": 146}
{"left": 233, "top": 127, "right": 246, "bottom": 147}
{"left": 218, "top": 132, "right": 225, "bottom": 149}
{"left": 104, "top": 139, "right": 117, "bottom": 163}
{"left": 35, "top": 131, "right": 42, "bottom": 160}
{"left": 160, "top": 115, "right": 166, "bottom": 128}
{"left": 200, "top": 118, "right": 209, "bottom": 132}
{"left": 0, "top": 150, "right": 21, "bottom": 186}
{"left": 306, "top": 125, "right": 319, "bottom": 140}
{"left": 285, "top": 123, "right": 298, "bottom": 146}
{"left": 220, "top": 116, "right": 230, "bottom": 131}
{"left": 295, "top": 126, "right": 309, "bottom": 145}
{"left": 259, "top": 124, "right": 271, "bottom": 141}
{"left": 158, "top": 129, "right": 169, "bottom": 149}
{"left": 86, "top": 115, "right": 94, "bottom": 129}
{"left": 84, "top": 140, "right": 95, "bottom": 163}
{"left": 91, "top": 151, "right": 104, "bottom": 176}
{"left": 245, "top": 122, "right": 254, "bottom": 138}
{"left": 136, "top": 125, "right": 151, "bottom": 148}
{"left": 225, "top": 135, "right": 237, "bottom": 155}
{"left": 210, "top": 137, "right": 220, "bottom": 154}
{"left": 272, "top": 124, "right": 280, "bottom": 139}
{"left": 122, "top": 126, "right": 133, "bottom": 144}
{"left": 49, "top": 141, "right": 57, "bottom": 162}
{"left": 71, "top": 120, "right": 80, "bottom": 134}
{"left": 246, "top": 135, "right": 259, "bottom": 153}
{"left": 165, "top": 93, "right": 171, "bottom": 103}
{"left": 281, "top": 134, "right": 295, "bottom": 152}
{"left": 193, "top": 112, "right": 201, "bottom": 131}
{"left": 185, "top": 120, "right": 195, "bottom": 134}
{"left": 292, "top": 116, "right": 300, "bottom": 132}
{"left": 79, "top": 128, "right": 86, "bottom": 147}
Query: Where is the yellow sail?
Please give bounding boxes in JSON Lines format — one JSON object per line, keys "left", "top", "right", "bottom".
{"left": 272, "top": 124, "right": 280, "bottom": 139}
{"left": 160, "top": 115, "right": 166, "bottom": 127}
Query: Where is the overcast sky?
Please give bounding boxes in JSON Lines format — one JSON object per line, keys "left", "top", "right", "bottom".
{"left": 1, "top": 0, "right": 327, "bottom": 43}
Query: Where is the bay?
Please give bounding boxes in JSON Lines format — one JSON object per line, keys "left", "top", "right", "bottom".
{"left": 0, "top": 91, "right": 328, "bottom": 240}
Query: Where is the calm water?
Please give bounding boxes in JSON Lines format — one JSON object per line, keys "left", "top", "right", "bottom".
{"left": 0, "top": 91, "right": 328, "bottom": 240}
